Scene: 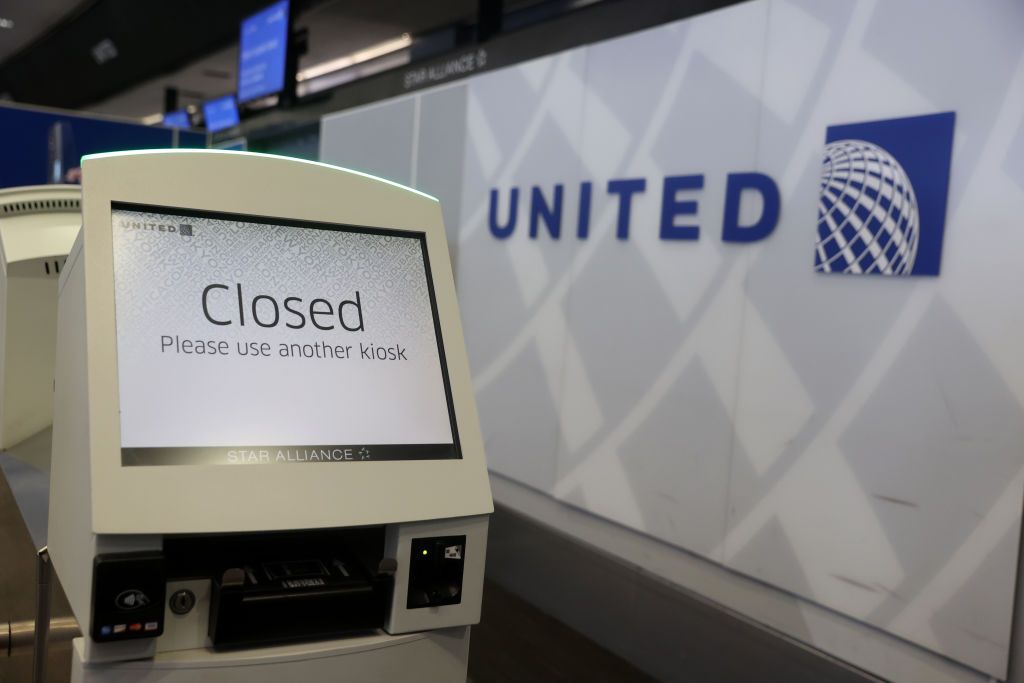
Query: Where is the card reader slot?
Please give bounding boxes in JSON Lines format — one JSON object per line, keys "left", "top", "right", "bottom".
{"left": 242, "top": 585, "right": 375, "bottom": 603}
{"left": 263, "top": 559, "right": 328, "bottom": 580}
{"left": 210, "top": 575, "right": 389, "bottom": 649}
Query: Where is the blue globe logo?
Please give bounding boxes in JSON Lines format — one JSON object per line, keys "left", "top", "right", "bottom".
{"left": 815, "top": 139, "right": 919, "bottom": 275}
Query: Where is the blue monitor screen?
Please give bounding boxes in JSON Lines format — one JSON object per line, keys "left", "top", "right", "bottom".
{"left": 203, "top": 95, "right": 240, "bottom": 133}
{"left": 162, "top": 110, "right": 190, "bottom": 129}
{"left": 238, "top": 0, "right": 290, "bottom": 104}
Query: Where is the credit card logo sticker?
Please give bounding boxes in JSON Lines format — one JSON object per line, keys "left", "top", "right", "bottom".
{"left": 115, "top": 589, "right": 151, "bottom": 611}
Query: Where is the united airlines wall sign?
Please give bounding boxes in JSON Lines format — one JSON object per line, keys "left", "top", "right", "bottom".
{"left": 487, "top": 111, "right": 956, "bottom": 277}
{"left": 816, "top": 111, "right": 955, "bottom": 276}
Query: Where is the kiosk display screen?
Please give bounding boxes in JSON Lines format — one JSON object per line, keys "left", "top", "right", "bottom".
{"left": 110, "top": 203, "right": 460, "bottom": 466}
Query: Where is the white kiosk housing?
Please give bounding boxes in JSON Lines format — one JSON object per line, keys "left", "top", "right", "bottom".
{"left": 48, "top": 150, "right": 493, "bottom": 682}
{"left": 0, "top": 185, "right": 80, "bottom": 450}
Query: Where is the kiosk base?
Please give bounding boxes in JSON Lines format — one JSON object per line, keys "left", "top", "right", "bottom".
{"left": 70, "top": 626, "right": 470, "bottom": 682}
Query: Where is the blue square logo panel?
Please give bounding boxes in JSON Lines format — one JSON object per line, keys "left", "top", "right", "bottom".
{"left": 815, "top": 111, "right": 956, "bottom": 276}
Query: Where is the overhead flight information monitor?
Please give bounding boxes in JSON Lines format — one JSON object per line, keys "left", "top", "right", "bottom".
{"left": 238, "top": 0, "right": 290, "bottom": 103}
{"left": 110, "top": 204, "right": 460, "bottom": 466}
{"left": 162, "top": 110, "right": 190, "bottom": 128}
{"left": 202, "top": 95, "right": 240, "bottom": 132}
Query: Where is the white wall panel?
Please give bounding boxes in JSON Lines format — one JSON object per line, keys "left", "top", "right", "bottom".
{"left": 319, "top": 95, "right": 416, "bottom": 186}
{"left": 455, "top": 48, "right": 589, "bottom": 494}
{"left": 724, "top": 1, "right": 1024, "bottom": 676}
{"left": 319, "top": 1, "right": 1024, "bottom": 678}
{"left": 550, "top": 2, "right": 768, "bottom": 562}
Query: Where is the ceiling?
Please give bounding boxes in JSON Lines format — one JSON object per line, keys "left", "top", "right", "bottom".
{"left": 0, "top": 0, "right": 281, "bottom": 109}
{"left": 0, "top": 0, "right": 87, "bottom": 65}
{"left": 88, "top": 0, "right": 481, "bottom": 119}
{"left": 0, "top": 0, "right": 540, "bottom": 118}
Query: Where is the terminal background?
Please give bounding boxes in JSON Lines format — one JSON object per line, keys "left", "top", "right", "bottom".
{"left": 0, "top": 104, "right": 205, "bottom": 189}
{"left": 321, "top": 1, "right": 1024, "bottom": 680}
{"left": 7, "top": 0, "right": 1020, "bottom": 681}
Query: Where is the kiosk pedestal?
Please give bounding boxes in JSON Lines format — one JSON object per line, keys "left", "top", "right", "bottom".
{"left": 48, "top": 150, "right": 492, "bottom": 682}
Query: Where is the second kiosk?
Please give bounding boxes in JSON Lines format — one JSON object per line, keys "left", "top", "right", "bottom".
{"left": 48, "top": 150, "right": 493, "bottom": 681}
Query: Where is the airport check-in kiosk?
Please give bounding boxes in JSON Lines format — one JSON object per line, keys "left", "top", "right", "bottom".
{"left": 0, "top": 185, "right": 80, "bottom": 450}
{"left": 47, "top": 150, "right": 493, "bottom": 682}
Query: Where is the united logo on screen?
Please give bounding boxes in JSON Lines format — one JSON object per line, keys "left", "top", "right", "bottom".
{"left": 814, "top": 111, "right": 955, "bottom": 276}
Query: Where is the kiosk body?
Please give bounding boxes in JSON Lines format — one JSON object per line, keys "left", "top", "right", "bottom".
{"left": 48, "top": 151, "right": 492, "bottom": 681}
{"left": 0, "top": 185, "right": 80, "bottom": 449}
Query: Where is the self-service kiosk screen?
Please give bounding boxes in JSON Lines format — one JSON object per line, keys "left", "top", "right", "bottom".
{"left": 110, "top": 203, "right": 460, "bottom": 466}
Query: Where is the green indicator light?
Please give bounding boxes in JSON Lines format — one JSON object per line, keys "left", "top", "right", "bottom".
{"left": 422, "top": 549, "right": 428, "bottom": 556}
